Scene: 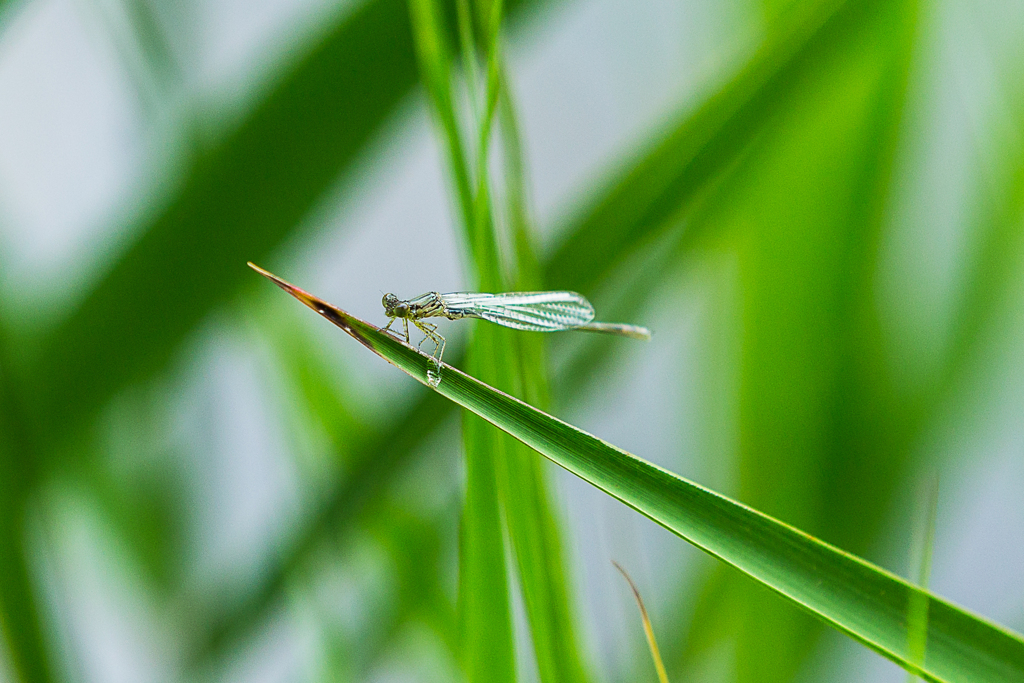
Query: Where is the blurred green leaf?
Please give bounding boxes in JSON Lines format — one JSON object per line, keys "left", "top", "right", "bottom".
{"left": 301, "top": 500, "right": 459, "bottom": 681}
{"left": 23, "top": 0, "right": 546, "bottom": 453}
{"left": 544, "top": 0, "right": 861, "bottom": 294}
{"left": 29, "top": 0, "right": 420, "bottom": 447}
{"left": 369, "top": 505, "right": 459, "bottom": 657}
{"left": 931, "top": 88, "right": 1024, "bottom": 407}
{"left": 3, "top": 6, "right": 429, "bottom": 680}
{"left": 713, "top": 0, "right": 921, "bottom": 677}
{"left": 182, "top": 342, "right": 452, "bottom": 667}
{"left": 906, "top": 474, "right": 940, "bottom": 683}
{"left": 0, "top": 344, "right": 55, "bottom": 683}
{"left": 252, "top": 264, "right": 1024, "bottom": 683}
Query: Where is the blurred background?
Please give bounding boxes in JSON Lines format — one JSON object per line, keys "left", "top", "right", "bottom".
{"left": 0, "top": 0, "right": 1022, "bottom": 681}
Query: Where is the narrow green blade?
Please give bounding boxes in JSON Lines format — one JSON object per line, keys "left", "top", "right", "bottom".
{"left": 250, "top": 263, "right": 1024, "bottom": 683}
{"left": 407, "top": 1, "right": 517, "bottom": 679}
{"left": 458, "top": 356, "right": 517, "bottom": 683}
{"left": 409, "top": 0, "right": 590, "bottom": 678}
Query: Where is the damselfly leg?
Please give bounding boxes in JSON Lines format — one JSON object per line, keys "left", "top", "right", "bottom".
{"left": 382, "top": 316, "right": 402, "bottom": 339}
{"left": 414, "top": 320, "right": 446, "bottom": 365}
{"left": 383, "top": 307, "right": 446, "bottom": 384}
{"left": 409, "top": 320, "right": 444, "bottom": 387}
{"left": 382, "top": 316, "right": 415, "bottom": 348}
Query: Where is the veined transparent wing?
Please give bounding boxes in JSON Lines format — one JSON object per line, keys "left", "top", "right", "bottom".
{"left": 440, "top": 291, "right": 596, "bottom": 331}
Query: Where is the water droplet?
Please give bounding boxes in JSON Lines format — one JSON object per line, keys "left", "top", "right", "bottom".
{"left": 426, "top": 359, "right": 442, "bottom": 388}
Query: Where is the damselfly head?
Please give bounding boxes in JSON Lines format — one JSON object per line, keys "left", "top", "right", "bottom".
{"left": 382, "top": 293, "right": 408, "bottom": 318}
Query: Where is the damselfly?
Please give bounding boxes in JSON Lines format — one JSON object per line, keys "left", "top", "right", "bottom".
{"left": 381, "top": 290, "right": 650, "bottom": 377}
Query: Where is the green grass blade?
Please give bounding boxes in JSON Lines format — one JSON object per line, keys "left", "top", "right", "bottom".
{"left": 409, "top": 0, "right": 476, "bottom": 231}
{"left": 411, "top": 1, "right": 591, "bottom": 679}
{"left": 250, "top": 263, "right": 1024, "bottom": 683}
{"left": 457, "top": 376, "right": 517, "bottom": 683}
{"left": 408, "top": 2, "right": 517, "bottom": 680}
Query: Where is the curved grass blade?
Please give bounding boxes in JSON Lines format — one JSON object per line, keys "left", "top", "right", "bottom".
{"left": 249, "top": 263, "right": 1024, "bottom": 683}
{"left": 613, "top": 562, "right": 669, "bottom": 683}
